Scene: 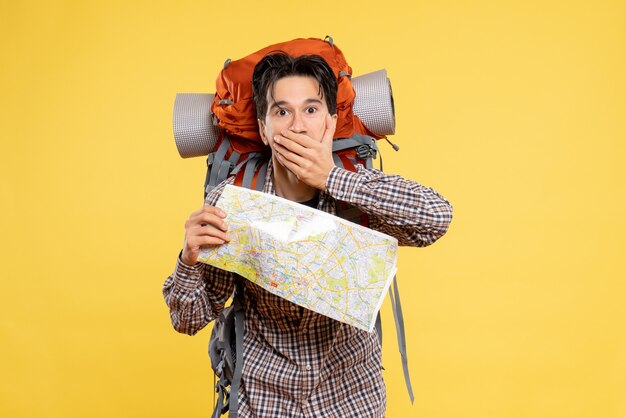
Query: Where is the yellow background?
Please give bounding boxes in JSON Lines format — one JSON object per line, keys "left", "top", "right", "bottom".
{"left": 1, "top": 1, "right": 625, "bottom": 417}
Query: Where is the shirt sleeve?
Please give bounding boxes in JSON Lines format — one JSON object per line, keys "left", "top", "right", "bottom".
{"left": 162, "top": 257, "right": 235, "bottom": 335}
{"left": 162, "top": 178, "right": 236, "bottom": 335}
{"left": 325, "top": 165, "right": 453, "bottom": 247}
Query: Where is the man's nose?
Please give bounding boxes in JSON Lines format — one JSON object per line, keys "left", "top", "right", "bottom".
{"left": 289, "top": 112, "right": 306, "bottom": 133}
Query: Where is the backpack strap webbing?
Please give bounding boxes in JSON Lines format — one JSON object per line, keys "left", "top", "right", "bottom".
{"left": 220, "top": 133, "right": 378, "bottom": 196}
{"left": 389, "top": 275, "right": 414, "bottom": 404}
{"left": 210, "top": 277, "right": 245, "bottom": 418}
{"left": 232, "top": 155, "right": 269, "bottom": 191}
{"left": 332, "top": 134, "right": 378, "bottom": 170}
{"left": 229, "top": 278, "right": 245, "bottom": 417}
{"left": 205, "top": 135, "right": 241, "bottom": 196}
{"left": 254, "top": 161, "right": 268, "bottom": 191}
{"left": 375, "top": 312, "right": 382, "bottom": 346}
{"left": 331, "top": 133, "right": 375, "bottom": 152}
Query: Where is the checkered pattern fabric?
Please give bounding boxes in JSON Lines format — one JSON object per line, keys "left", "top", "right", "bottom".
{"left": 163, "top": 162, "right": 452, "bottom": 417}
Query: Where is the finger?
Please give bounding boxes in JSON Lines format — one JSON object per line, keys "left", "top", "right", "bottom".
{"left": 275, "top": 151, "right": 307, "bottom": 179}
{"left": 273, "top": 142, "right": 309, "bottom": 167}
{"left": 185, "top": 220, "right": 230, "bottom": 241}
{"left": 273, "top": 134, "right": 308, "bottom": 154}
{"left": 187, "top": 235, "right": 228, "bottom": 248}
{"left": 186, "top": 217, "right": 224, "bottom": 233}
{"left": 188, "top": 212, "right": 228, "bottom": 230}
{"left": 201, "top": 205, "right": 227, "bottom": 218}
{"left": 188, "top": 207, "right": 206, "bottom": 217}
{"left": 191, "top": 222, "right": 231, "bottom": 239}
{"left": 187, "top": 225, "right": 231, "bottom": 245}
{"left": 277, "top": 130, "right": 317, "bottom": 148}
{"left": 187, "top": 206, "right": 226, "bottom": 226}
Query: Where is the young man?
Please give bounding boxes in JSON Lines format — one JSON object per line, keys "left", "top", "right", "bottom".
{"left": 163, "top": 53, "right": 453, "bottom": 417}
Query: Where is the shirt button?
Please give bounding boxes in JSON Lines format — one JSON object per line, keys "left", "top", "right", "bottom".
{"left": 305, "top": 364, "right": 312, "bottom": 371}
{"left": 337, "top": 190, "right": 344, "bottom": 198}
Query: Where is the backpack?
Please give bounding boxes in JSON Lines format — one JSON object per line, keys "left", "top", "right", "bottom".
{"left": 173, "top": 36, "right": 397, "bottom": 198}
{"left": 172, "top": 36, "right": 412, "bottom": 417}
{"left": 208, "top": 278, "right": 244, "bottom": 418}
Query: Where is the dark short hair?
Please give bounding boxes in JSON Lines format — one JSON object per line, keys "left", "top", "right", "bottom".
{"left": 252, "top": 52, "right": 338, "bottom": 120}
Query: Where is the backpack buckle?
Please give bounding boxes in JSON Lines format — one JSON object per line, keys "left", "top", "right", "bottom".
{"left": 356, "top": 144, "right": 377, "bottom": 160}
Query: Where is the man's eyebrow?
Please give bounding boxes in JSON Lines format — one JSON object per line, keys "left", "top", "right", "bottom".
{"left": 269, "top": 98, "right": 323, "bottom": 110}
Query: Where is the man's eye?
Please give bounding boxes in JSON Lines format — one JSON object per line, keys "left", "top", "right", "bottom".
{"left": 306, "top": 107, "right": 318, "bottom": 114}
{"left": 277, "top": 109, "right": 288, "bottom": 116}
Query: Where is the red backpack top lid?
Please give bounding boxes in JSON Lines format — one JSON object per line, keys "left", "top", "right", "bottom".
{"left": 210, "top": 37, "right": 383, "bottom": 155}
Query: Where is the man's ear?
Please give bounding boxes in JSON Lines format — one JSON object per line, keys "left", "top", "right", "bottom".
{"left": 258, "top": 119, "right": 268, "bottom": 146}
{"left": 330, "top": 113, "right": 338, "bottom": 129}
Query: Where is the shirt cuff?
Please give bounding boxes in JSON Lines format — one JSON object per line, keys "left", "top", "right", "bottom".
{"left": 173, "top": 252, "right": 205, "bottom": 291}
{"left": 325, "top": 165, "right": 362, "bottom": 202}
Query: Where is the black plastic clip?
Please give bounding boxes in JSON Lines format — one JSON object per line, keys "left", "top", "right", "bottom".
{"left": 356, "top": 144, "right": 377, "bottom": 160}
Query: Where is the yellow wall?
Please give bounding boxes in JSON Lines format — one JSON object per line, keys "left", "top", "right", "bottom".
{"left": 2, "top": 1, "right": 625, "bottom": 417}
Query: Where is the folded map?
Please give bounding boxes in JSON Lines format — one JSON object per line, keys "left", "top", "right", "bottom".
{"left": 198, "top": 185, "right": 398, "bottom": 332}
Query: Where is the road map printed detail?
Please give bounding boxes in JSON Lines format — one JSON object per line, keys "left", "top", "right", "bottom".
{"left": 198, "top": 185, "right": 398, "bottom": 332}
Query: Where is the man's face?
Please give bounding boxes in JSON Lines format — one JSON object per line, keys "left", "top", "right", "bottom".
{"left": 258, "top": 75, "right": 336, "bottom": 149}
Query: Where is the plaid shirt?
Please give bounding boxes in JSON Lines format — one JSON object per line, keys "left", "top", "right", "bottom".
{"left": 163, "top": 163, "right": 452, "bottom": 417}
